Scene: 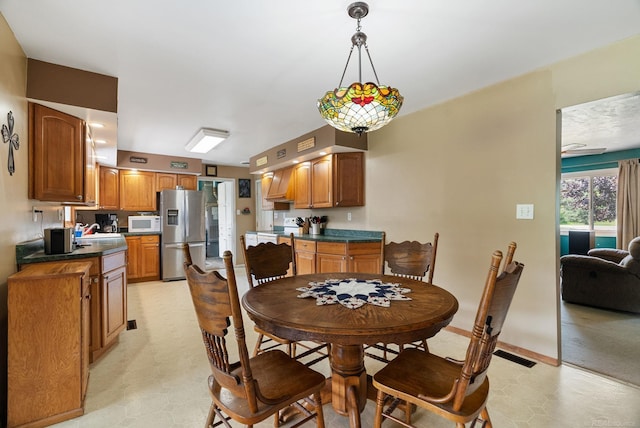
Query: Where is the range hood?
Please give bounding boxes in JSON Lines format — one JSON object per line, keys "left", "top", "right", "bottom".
{"left": 265, "top": 167, "right": 294, "bottom": 201}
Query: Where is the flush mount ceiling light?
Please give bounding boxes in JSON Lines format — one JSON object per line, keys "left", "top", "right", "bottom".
{"left": 318, "top": 2, "right": 403, "bottom": 136}
{"left": 185, "top": 128, "right": 230, "bottom": 153}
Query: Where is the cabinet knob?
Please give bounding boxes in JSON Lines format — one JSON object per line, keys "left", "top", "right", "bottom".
{"left": 76, "top": 195, "right": 83, "bottom": 200}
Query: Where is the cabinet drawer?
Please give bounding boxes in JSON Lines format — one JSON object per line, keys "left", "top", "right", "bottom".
{"left": 102, "top": 251, "right": 126, "bottom": 273}
{"left": 140, "top": 235, "right": 159, "bottom": 244}
{"left": 317, "top": 241, "right": 347, "bottom": 255}
{"left": 296, "top": 239, "right": 317, "bottom": 252}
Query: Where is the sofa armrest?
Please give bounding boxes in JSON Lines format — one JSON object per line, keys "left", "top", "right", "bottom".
{"left": 586, "top": 248, "right": 628, "bottom": 264}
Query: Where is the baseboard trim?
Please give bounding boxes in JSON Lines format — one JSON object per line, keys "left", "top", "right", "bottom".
{"left": 444, "top": 325, "right": 559, "bottom": 367}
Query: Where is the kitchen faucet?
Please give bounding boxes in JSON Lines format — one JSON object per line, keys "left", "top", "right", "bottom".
{"left": 83, "top": 223, "right": 100, "bottom": 235}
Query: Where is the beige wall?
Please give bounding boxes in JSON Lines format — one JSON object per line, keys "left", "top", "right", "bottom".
{"left": 0, "top": 13, "right": 71, "bottom": 424}
{"left": 363, "top": 35, "right": 640, "bottom": 361}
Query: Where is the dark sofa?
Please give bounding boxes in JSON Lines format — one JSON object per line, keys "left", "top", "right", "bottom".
{"left": 560, "top": 236, "right": 640, "bottom": 314}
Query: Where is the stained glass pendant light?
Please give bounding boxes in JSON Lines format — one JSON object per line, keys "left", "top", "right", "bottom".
{"left": 318, "top": 2, "right": 403, "bottom": 135}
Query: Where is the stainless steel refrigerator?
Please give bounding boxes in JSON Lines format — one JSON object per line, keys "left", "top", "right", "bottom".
{"left": 159, "top": 189, "right": 206, "bottom": 281}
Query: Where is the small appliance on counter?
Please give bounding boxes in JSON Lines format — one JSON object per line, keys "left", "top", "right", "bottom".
{"left": 44, "top": 227, "right": 74, "bottom": 254}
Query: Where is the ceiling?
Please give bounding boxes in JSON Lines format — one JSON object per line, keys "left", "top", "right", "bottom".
{"left": 2, "top": 1, "right": 640, "bottom": 167}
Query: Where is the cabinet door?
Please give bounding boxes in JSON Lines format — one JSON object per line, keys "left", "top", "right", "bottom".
{"left": 334, "top": 152, "right": 364, "bottom": 207}
{"left": 102, "top": 266, "right": 127, "bottom": 346}
{"left": 29, "top": 102, "right": 85, "bottom": 202}
{"left": 294, "top": 162, "right": 312, "bottom": 209}
{"left": 119, "top": 170, "right": 157, "bottom": 211}
{"left": 349, "top": 253, "right": 382, "bottom": 274}
{"left": 81, "top": 275, "right": 91, "bottom": 399}
{"left": 296, "top": 251, "right": 316, "bottom": 274}
{"left": 99, "top": 166, "right": 120, "bottom": 210}
{"left": 317, "top": 253, "right": 348, "bottom": 273}
{"left": 178, "top": 174, "right": 198, "bottom": 190}
{"left": 140, "top": 235, "right": 160, "bottom": 279}
{"left": 156, "top": 173, "right": 177, "bottom": 191}
{"left": 311, "top": 155, "right": 333, "bottom": 208}
{"left": 125, "top": 236, "right": 141, "bottom": 280}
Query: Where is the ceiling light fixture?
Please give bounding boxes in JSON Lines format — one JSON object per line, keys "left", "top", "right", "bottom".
{"left": 185, "top": 128, "right": 230, "bottom": 153}
{"left": 318, "top": 2, "right": 403, "bottom": 136}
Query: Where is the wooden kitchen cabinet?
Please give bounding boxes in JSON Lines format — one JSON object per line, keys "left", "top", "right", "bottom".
{"left": 294, "top": 152, "right": 364, "bottom": 209}
{"left": 156, "top": 172, "right": 177, "bottom": 191}
{"left": 119, "top": 170, "right": 157, "bottom": 211}
{"left": 295, "top": 239, "right": 317, "bottom": 275}
{"left": 90, "top": 251, "right": 128, "bottom": 361}
{"left": 317, "top": 241, "right": 381, "bottom": 274}
{"left": 8, "top": 261, "right": 92, "bottom": 428}
{"left": 125, "top": 235, "right": 160, "bottom": 282}
{"left": 99, "top": 166, "right": 120, "bottom": 210}
{"left": 28, "top": 102, "right": 96, "bottom": 204}
{"left": 178, "top": 174, "right": 198, "bottom": 190}
{"left": 101, "top": 252, "right": 127, "bottom": 346}
{"left": 156, "top": 172, "right": 198, "bottom": 191}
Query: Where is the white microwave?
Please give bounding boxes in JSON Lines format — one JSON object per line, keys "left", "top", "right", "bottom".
{"left": 128, "top": 215, "right": 161, "bottom": 233}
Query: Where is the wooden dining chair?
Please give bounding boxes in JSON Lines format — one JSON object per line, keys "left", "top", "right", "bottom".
{"left": 366, "top": 232, "right": 439, "bottom": 363}
{"left": 372, "top": 245, "right": 524, "bottom": 428}
{"left": 185, "top": 250, "right": 326, "bottom": 428}
{"left": 240, "top": 234, "right": 330, "bottom": 367}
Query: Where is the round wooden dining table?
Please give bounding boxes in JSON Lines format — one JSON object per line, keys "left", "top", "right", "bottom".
{"left": 241, "top": 272, "right": 458, "bottom": 426}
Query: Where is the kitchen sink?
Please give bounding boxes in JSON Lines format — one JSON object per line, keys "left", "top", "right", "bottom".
{"left": 78, "top": 233, "right": 122, "bottom": 239}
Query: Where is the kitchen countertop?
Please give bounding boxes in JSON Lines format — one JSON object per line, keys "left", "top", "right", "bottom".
{"left": 16, "top": 236, "right": 129, "bottom": 265}
{"left": 246, "top": 228, "right": 383, "bottom": 243}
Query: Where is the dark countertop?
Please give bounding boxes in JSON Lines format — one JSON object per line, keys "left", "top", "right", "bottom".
{"left": 246, "top": 228, "right": 383, "bottom": 243}
{"left": 16, "top": 236, "right": 128, "bottom": 265}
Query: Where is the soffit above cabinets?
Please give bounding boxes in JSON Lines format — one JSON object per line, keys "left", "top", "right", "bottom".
{"left": 249, "top": 125, "right": 367, "bottom": 175}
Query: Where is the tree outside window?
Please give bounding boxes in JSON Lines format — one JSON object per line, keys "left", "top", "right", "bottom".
{"left": 560, "top": 170, "right": 617, "bottom": 232}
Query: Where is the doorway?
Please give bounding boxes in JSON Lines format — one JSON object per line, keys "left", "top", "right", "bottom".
{"left": 558, "top": 91, "right": 640, "bottom": 385}
{"left": 198, "top": 177, "right": 236, "bottom": 270}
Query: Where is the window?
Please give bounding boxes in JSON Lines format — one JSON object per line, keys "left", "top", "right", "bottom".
{"left": 560, "top": 169, "right": 617, "bottom": 234}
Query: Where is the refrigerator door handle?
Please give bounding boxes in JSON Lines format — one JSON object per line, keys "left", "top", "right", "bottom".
{"left": 165, "top": 243, "right": 184, "bottom": 249}
{"left": 189, "top": 242, "right": 205, "bottom": 248}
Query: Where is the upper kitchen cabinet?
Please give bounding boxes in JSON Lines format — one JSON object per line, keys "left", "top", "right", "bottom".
{"left": 177, "top": 174, "right": 197, "bottom": 190}
{"left": 28, "top": 103, "right": 97, "bottom": 204}
{"left": 119, "top": 170, "right": 157, "bottom": 211}
{"left": 294, "top": 152, "right": 364, "bottom": 209}
{"left": 99, "top": 166, "right": 119, "bottom": 210}
{"left": 157, "top": 172, "right": 198, "bottom": 191}
{"left": 156, "top": 172, "right": 177, "bottom": 191}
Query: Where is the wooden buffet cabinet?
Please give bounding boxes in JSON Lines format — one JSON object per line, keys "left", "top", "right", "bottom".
{"left": 295, "top": 239, "right": 381, "bottom": 275}
{"left": 8, "top": 261, "right": 93, "bottom": 428}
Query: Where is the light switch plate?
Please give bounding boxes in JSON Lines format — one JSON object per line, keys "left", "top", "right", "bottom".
{"left": 516, "top": 204, "right": 534, "bottom": 220}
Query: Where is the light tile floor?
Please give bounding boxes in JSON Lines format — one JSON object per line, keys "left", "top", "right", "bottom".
{"left": 52, "top": 270, "right": 640, "bottom": 427}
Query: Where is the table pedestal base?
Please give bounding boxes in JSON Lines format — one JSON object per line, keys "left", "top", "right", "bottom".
{"left": 330, "top": 344, "right": 367, "bottom": 416}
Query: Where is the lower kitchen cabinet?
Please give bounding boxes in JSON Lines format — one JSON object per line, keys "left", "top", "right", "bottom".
{"left": 90, "top": 251, "right": 128, "bottom": 362}
{"left": 295, "top": 239, "right": 317, "bottom": 275}
{"left": 8, "top": 261, "right": 92, "bottom": 428}
{"left": 126, "top": 234, "right": 160, "bottom": 282}
{"left": 295, "top": 239, "right": 381, "bottom": 274}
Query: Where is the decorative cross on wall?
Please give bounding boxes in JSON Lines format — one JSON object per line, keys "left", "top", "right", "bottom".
{"left": 2, "top": 111, "right": 20, "bottom": 175}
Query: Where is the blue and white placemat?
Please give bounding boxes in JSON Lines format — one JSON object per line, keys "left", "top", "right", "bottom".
{"left": 296, "top": 278, "right": 412, "bottom": 309}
